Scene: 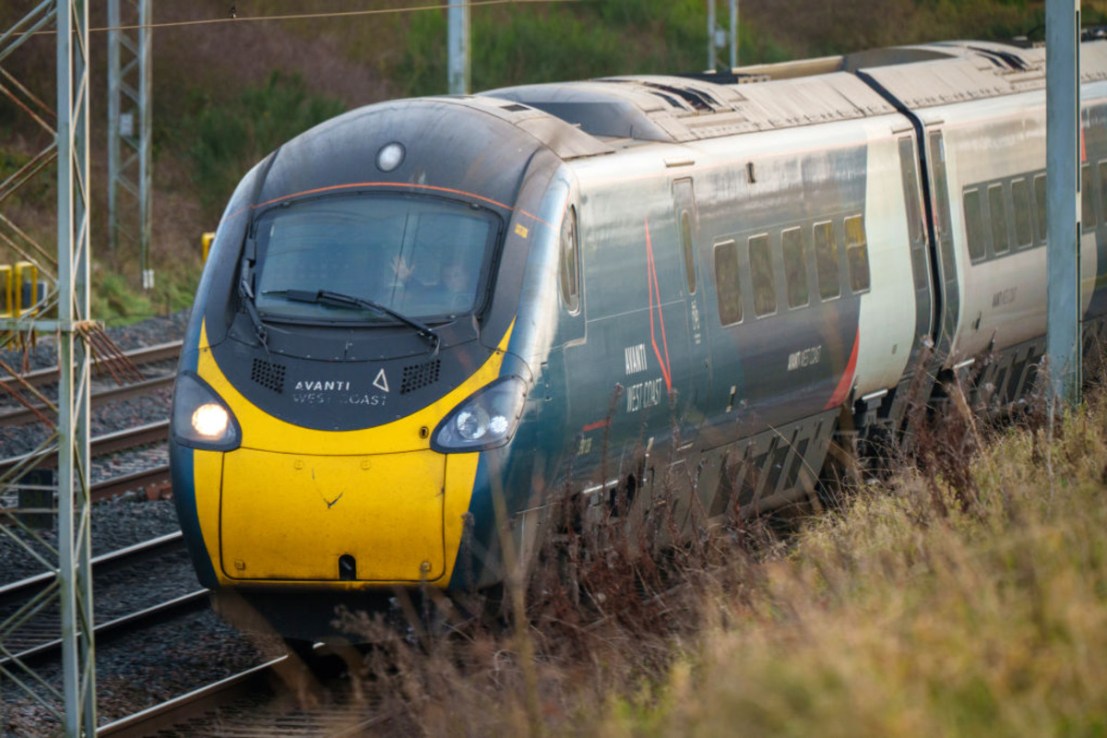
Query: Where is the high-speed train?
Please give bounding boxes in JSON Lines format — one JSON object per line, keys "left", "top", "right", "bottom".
{"left": 170, "top": 37, "right": 1107, "bottom": 638}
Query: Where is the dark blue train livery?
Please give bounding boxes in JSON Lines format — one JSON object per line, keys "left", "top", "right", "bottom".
{"left": 170, "top": 38, "right": 1107, "bottom": 637}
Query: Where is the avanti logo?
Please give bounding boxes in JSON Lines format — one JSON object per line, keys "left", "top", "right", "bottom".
{"left": 293, "top": 380, "right": 352, "bottom": 392}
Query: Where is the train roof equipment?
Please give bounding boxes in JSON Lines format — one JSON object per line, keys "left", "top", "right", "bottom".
{"left": 484, "top": 39, "right": 1107, "bottom": 148}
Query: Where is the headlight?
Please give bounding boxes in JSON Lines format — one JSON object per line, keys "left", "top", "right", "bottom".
{"left": 433, "top": 376, "right": 528, "bottom": 452}
{"left": 172, "top": 371, "right": 241, "bottom": 450}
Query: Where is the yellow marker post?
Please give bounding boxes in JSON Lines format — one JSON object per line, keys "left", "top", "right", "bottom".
{"left": 0, "top": 264, "right": 12, "bottom": 319}
{"left": 201, "top": 232, "right": 215, "bottom": 263}
{"left": 14, "top": 261, "right": 39, "bottom": 316}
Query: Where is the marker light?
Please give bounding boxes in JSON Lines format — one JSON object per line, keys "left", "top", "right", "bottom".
{"left": 172, "top": 371, "right": 241, "bottom": 451}
{"left": 377, "top": 142, "right": 405, "bottom": 172}
{"left": 433, "top": 376, "right": 527, "bottom": 452}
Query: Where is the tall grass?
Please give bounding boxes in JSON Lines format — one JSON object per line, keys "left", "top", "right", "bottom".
{"left": 635, "top": 401, "right": 1107, "bottom": 737}
{"left": 306, "top": 387, "right": 1107, "bottom": 736}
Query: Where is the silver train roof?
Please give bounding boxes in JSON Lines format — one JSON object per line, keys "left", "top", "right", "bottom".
{"left": 480, "top": 39, "right": 1107, "bottom": 146}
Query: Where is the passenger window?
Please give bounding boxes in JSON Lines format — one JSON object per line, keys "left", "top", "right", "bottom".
{"left": 1083, "top": 164, "right": 1096, "bottom": 231}
{"left": 988, "top": 184, "right": 1009, "bottom": 255}
{"left": 844, "top": 215, "right": 870, "bottom": 293}
{"left": 559, "top": 206, "right": 580, "bottom": 313}
{"left": 714, "top": 239, "right": 742, "bottom": 325}
{"left": 963, "top": 188, "right": 987, "bottom": 262}
{"left": 781, "top": 227, "right": 809, "bottom": 308}
{"left": 1012, "top": 178, "right": 1033, "bottom": 249}
{"left": 680, "top": 210, "right": 696, "bottom": 295}
{"left": 1034, "top": 173, "right": 1047, "bottom": 243}
{"left": 749, "top": 234, "right": 776, "bottom": 317}
{"left": 813, "top": 221, "right": 840, "bottom": 300}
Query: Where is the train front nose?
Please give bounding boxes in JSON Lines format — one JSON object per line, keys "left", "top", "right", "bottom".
{"left": 219, "top": 449, "right": 448, "bottom": 583}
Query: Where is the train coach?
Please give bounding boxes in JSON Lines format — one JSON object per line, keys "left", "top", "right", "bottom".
{"left": 170, "top": 37, "right": 1107, "bottom": 638}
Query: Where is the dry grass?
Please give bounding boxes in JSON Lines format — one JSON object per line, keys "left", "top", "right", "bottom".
{"left": 313, "top": 384, "right": 1107, "bottom": 737}
{"left": 621, "top": 392, "right": 1107, "bottom": 737}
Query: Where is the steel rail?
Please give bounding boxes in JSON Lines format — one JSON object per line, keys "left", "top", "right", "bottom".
{"left": 0, "top": 533, "right": 192, "bottom": 668}
{"left": 90, "top": 463, "right": 170, "bottom": 502}
{"left": 97, "top": 658, "right": 286, "bottom": 738}
{"left": 0, "top": 531, "right": 184, "bottom": 606}
{"left": 0, "top": 590, "right": 210, "bottom": 668}
{"left": 0, "top": 419, "right": 168, "bottom": 476}
{"left": 0, "top": 340, "right": 181, "bottom": 392}
{"left": 0, "top": 373, "right": 176, "bottom": 427}
{"left": 98, "top": 654, "right": 391, "bottom": 738}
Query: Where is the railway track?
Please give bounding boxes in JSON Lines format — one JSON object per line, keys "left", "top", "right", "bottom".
{"left": 0, "top": 420, "right": 169, "bottom": 478}
{"left": 0, "top": 326, "right": 391, "bottom": 733}
{"left": 99, "top": 655, "right": 390, "bottom": 737}
{"left": 0, "top": 532, "right": 202, "bottom": 667}
{"left": 0, "top": 340, "right": 181, "bottom": 398}
{"left": 0, "top": 341, "right": 181, "bottom": 428}
{"left": 0, "top": 374, "right": 176, "bottom": 428}
{"left": 2, "top": 530, "right": 388, "bottom": 736}
{"left": 0, "top": 339, "right": 179, "bottom": 502}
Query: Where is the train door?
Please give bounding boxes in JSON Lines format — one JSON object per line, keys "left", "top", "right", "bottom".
{"left": 924, "top": 127, "right": 960, "bottom": 357}
{"left": 671, "top": 177, "right": 710, "bottom": 448}
{"left": 898, "top": 134, "right": 934, "bottom": 367}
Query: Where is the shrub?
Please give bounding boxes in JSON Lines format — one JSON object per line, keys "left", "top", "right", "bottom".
{"left": 182, "top": 71, "right": 345, "bottom": 219}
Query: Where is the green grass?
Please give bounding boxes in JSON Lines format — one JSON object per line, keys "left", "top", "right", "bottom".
{"left": 90, "top": 266, "right": 199, "bottom": 326}
{"left": 177, "top": 71, "right": 346, "bottom": 220}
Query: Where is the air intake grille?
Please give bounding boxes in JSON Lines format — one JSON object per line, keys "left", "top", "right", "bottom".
{"left": 251, "top": 358, "right": 286, "bottom": 394}
{"left": 400, "top": 359, "right": 441, "bottom": 394}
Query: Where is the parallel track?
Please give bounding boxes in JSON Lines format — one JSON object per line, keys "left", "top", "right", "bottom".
{"left": 0, "top": 532, "right": 198, "bottom": 666}
{"left": 0, "top": 374, "right": 176, "bottom": 428}
{"left": 0, "top": 341, "right": 181, "bottom": 395}
{"left": 0, "top": 340, "right": 181, "bottom": 428}
{"left": 99, "top": 656, "right": 390, "bottom": 737}
{"left": 0, "top": 420, "right": 169, "bottom": 478}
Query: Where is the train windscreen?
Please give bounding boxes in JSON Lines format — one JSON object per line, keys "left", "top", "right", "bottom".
{"left": 252, "top": 194, "right": 500, "bottom": 324}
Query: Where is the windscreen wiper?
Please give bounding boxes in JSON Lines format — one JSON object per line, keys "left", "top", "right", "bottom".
{"left": 274, "top": 289, "right": 440, "bottom": 351}
{"left": 238, "top": 277, "right": 269, "bottom": 348}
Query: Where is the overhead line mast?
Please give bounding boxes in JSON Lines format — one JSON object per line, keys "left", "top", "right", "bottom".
{"left": 107, "top": 0, "right": 153, "bottom": 290}
{"left": 1046, "top": 0, "right": 1082, "bottom": 408}
{"left": 0, "top": 2, "right": 97, "bottom": 734}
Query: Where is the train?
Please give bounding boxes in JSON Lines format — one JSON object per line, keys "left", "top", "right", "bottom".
{"left": 170, "top": 36, "right": 1107, "bottom": 639}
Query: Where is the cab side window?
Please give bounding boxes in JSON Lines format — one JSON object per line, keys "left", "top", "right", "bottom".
{"left": 560, "top": 206, "right": 581, "bottom": 313}
{"left": 1034, "top": 174, "right": 1048, "bottom": 244}
{"left": 1083, "top": 164, "right": 1097, "bottom": 232}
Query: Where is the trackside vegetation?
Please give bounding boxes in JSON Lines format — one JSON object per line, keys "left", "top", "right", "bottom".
{"left": 319, "top": 388, "right": 1107, "bottom": 736}
{"left": 632, "top": 406, "right": 1107, "bottom": 737}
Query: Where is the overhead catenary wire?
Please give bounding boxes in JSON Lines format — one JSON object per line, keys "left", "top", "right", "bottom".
{"left": 9, "top": 0, "right": 578, "bottom": 37}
